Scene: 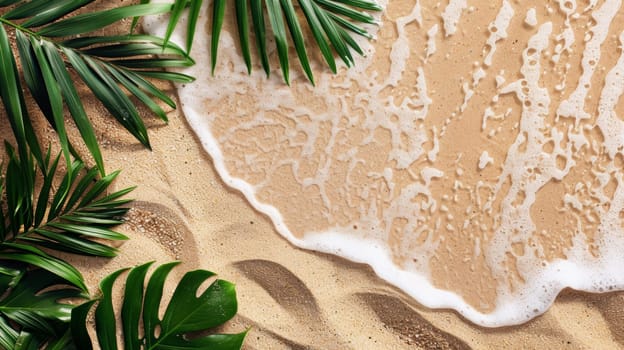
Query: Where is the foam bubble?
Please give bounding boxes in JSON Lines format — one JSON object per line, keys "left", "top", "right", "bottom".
{"left": 441, "top": 0, "right": 468, "bottom": 37}
{"left": 144, "top": 1, "right": 624, "bottom": 327}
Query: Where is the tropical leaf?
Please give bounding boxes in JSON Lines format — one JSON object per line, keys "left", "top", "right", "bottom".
{"left": 0, "top": 2, "right": 248, "bottom": 349}
{"left": 0, "top": 266, "right": 86, "bottom": 349}
{"left": 72, "top": 262, "right": 248, "bottom": 350}
{"left": 1, "top": 1, "right": 194, "bottom": 172}
{"left": 1, "top": 0, "right": 379, "bottom": 170}
{"left": 0, "top": 142, "right": 128, "bottom": 299}
{"left": 160, "top": 0, "right": 382, "bottom": 84}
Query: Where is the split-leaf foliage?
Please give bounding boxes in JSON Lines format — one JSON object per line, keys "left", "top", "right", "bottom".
{"left": 0, "top": 0, "right": 380, "bottom": 348}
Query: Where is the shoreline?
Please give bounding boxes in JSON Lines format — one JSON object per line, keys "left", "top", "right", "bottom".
{"left": 68, "top": 90, "right": 622, "bottom": 348}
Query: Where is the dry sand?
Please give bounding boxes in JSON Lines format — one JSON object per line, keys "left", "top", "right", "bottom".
{"left": 11, "top": 0, "right": 624, "bottom": 348}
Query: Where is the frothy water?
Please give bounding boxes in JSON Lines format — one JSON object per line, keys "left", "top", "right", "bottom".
{"left": 144, "top": 0, "right": 624, "bottom": 326}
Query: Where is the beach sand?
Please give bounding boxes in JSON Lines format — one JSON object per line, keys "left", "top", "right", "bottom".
{"left": 53, "top": 74, "right": 617, "bottom": 350}
{"left": 21, "top": 0, "right": 624, "bottom": 348}
{"left": 70, "top": 90, "right": 624, "bottom": 349}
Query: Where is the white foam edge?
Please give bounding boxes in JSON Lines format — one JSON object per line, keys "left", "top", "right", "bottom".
{"left": 182, "top": 103, "right": 624, "bottom": 327}
{"left": 143, "top": 5, "right": 624, "bottom": 328}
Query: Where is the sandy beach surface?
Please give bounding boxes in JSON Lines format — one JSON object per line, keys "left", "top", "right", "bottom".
{"left": 72, "top": 88, "right": 624, "bottom": 350}
{"left": 19, "top": 0, "right": 624, "bottom": 348}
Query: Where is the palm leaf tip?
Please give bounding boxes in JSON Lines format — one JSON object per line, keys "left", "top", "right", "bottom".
{"left": 0, "top": 0, "right": 199, "bottom": 170}
{"left": 1, "top": 144, "right": 134, "bottom": 261}
{"left": 200, "top": 0, "right": 381, "bottom": 82}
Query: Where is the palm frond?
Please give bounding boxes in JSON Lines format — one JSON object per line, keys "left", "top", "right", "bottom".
{"left": 0, "top": 143, "right": 133, "bottom": 287}
{"left": 72, "top": 262, "right": 248, "bottom": 350}
{"left": 0, "top": 261, "right": 88, "bottom": 349}
{"left": 159, "top": 0, "right": 381, "bottom": 83}
{"left": 1, "top": 1, "right": 194, "bottom": 171}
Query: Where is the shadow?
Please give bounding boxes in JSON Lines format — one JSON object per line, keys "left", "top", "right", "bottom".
{"left": 357, "top": 292, "right": 472, "bottom": 349}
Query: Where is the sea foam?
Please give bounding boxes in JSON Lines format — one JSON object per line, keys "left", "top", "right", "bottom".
{"left": 144, "top": 0, "right": 624, "bottom": 326}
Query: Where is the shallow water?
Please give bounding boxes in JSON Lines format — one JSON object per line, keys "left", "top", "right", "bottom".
{"left": 145, "top": 0, "right": 624, "bottom": 326}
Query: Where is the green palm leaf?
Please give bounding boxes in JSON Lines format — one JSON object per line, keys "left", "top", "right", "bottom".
{"left": 72, "top": 262, "right": 248, "bottom": 350}
{"left": 0, "top": 143, "right": 132, "bottom": 290}
{"left": 2, "top": 0, "right": 379, "bottom": 170}
{"left": 161, "top": 0, "right": 381, "bottom": 83}
{"left": 156, "top": 0, "right": 381, "bottom": 83}
{"left": 1, "top": 1, "right": 194, "bottom": 171}
{"left": 0, "top": 2, "right": 248, "bottom": 349}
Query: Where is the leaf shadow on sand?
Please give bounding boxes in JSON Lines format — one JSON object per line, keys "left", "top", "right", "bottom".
{"left": 124, "top": 200, "right": 199, "bottom": 265}
{"left": 233, "top": 259, "right": 347, "bottom": 349}
{"left": 356, "top": 292, "right": 472, "bottom": 350}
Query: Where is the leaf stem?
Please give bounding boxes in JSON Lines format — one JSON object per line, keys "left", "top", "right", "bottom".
{"left": 0, "top": 17, "right": 39, "bottom": 38}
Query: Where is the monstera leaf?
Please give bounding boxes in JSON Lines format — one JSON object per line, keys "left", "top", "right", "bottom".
{"left": 72, "top": 262, "right": 247, "bottom": 350}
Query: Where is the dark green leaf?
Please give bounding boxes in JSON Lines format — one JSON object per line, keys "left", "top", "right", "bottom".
{"left": 46, "top": 329, "right": 75, "bottom": 350}
{"left": 30, "top": 229, "right": 118, "bottom": 257}
{"left": 86, "top": 263, "right": 245, "bottom": 350}
{"left": 63, "top": 34, "right": 183, "bottom": 50}
{"left": 63, "top": 166, "right": 100, "bottom": 213}
{"left": 46, "top": 223, "right": 128, "bottom": 241}
{"left": 14, "top": 332, "right": 38, "bottom": 350}
{"left": 60, "top": 214, "right": 123, "bottom": 225}
{"left": 82, "top": 42, "right": 186, "bottom": 58}
{"left": 265, "top": 0, "right": 290, "bottom": 83}
{"left": 130, "top": 0, "right": 150, "bottom": 33}
{"left": 163, "top": 0, "right": 188, "bottom": 50}
{"left": 0, "top": 243, "right": 87, "bottom": 291}
{"left": 280, "top": 0, "right": 314, "bottom": 83}
{"left": 95, "top": 268, "right": 129, "bottom": 350}
{"left": 328, "top": 11, "right": 372, "bottom": 38}
{"left": 313, "top": 3, "right": 354, "bottom": 67}
{"left": 0, "top": 25, "right": 41, "bottom": 167}
{"left": 0, "top": 316, "right": 19, "bottom": 349}
{"left": 38, "top": 4, "right": 174, "bottom": 37}
{"left": 133, "top": 70, "right": 195, "bottom": 83}
{"left": 235, "top": 0, "right": 252, "bottom": 73}
{"left": 316, "top": 0, "right": 376, "bottom": 24}
{"left": 66, "top": 51, "right": 151, "bottom": 149}
{"left": 70, "top": 300, "right": 96, "bottom": 350}
{"left": 299, "top": 0, "right": 337, "bottom": 72}
{"left": 105, "top": 63, "right": 169, "bottom": 122}
{"left": 250, "top": 0, "right": 270, "bottom": 76}
{"left": 142, "top": 262, "right": 179, "bottom": 348}
{"left": 186, "top": 0, "right": 203, "bottom": 53}
{"left": 77, "top": 170, "right": 122, "bottom": 208}
{"left": 161, "top": 331, "right": 248, "bottom": 349}
{"left": 42, "top": 41, "right": 104, "bottom": 174}
{"left": 28, "top": 35, "right": 72, "bottom": 169}
{"left": 211, "top": 0, "right": 227, "bottom": 74}
{"left": 121, "top": 262, "right": 152, "bottom": 350}
{"left": 108, "top": 57, "right": 194, "bottom": 69}
{"left": 15, "top": 30, "right": 54, "bottom": 133}
{"left": 117, "top": 68, "right": 176, "bottom": 109}
{"left": 34, "top": 154, "right": 61, "bottom": 227}
{"left": 48, "top": 161, "right": 84, "bottom": 220}
{"left": 331, "top": 0, "right": 382, "bottom": 11}
{"left": 0, "top": 0, "right": 20, "bottom": 7}
{"left": 21, "top": 0, "right": 96, "bottom": 28}
{"left": 161, "top": 272, "right": 235, "bottom": 333}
